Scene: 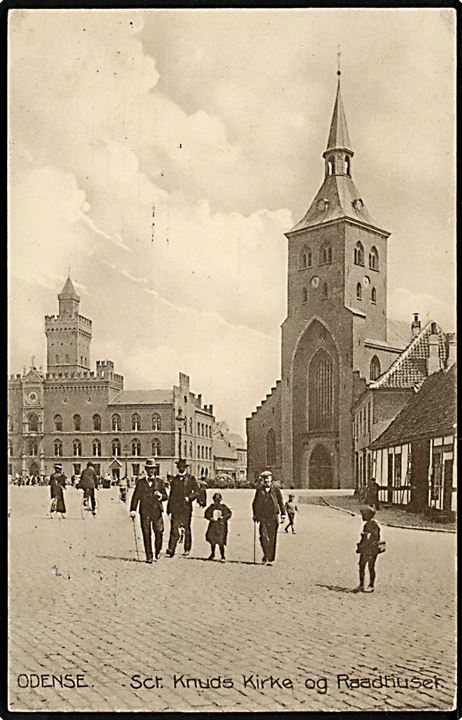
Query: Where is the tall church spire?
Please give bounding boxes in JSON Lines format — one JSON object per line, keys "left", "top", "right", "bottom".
{"left": 324, "top": 75, "right": 352, "bottom": 154}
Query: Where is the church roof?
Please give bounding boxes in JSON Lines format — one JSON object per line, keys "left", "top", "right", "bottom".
{"left": 371, "top": 364, "right": 456, "bottom": 449}
{"left": 370, "top": 321, "right": 447, "bottom": 390}
{"left": 325, "top": 78, "right": 352, "bottom": 152}
{"left": 109, "top": 389, "right": 172, "bottom": 405}
{"left": 289, "top": 173, "right": 378, "bottom": 233}
{"left": 58, "top": 275, "right": 80, "bottom": 301}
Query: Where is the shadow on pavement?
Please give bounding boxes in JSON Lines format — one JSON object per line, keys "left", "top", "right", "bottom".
{"left": 96, "top": 554, "right": 144, "bottom": 563}
{"left": 316, "top": 583, "right": 357, "bottom": 594}
{"left": 185, "top": 556, "right": 262, "bottom": 566}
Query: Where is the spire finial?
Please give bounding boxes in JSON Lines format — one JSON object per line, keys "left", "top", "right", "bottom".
{"left": 68, "top": 264, "right": 71, "bottom": 277}
{"left": 337, "top": 44, "right": 341, "bottom": 76}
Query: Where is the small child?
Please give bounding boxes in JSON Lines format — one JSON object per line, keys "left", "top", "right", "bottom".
{"left": 204, "top": 492, "right": 232, "bottom": 562}
{"left": 355, "top": 506, "right": 381, "bottom": 593}
{"left": 284, "top": 494, "right": 298, "bottom": 534}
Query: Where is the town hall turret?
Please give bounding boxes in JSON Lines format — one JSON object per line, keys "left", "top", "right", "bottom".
{"left": 45, "top": 275, "right": 93, "bottom": 374}
{"left": 247, "top": 72, "right": 403, "bottom": 489}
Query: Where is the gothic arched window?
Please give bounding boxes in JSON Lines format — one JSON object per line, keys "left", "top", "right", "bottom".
{"left": 320, "top": 244, "right": 332, "bottom": 265}
{"left": 112, "top": 414, "right": 121, "bottom": 431}
{"left": 131, "top": 439, "right": 141, "bottom": 457}
{"left": 54, "top": 439, "right": 62, "bottom": 457}
{"left": 131, "top": 413, "right": 141, "bottom": 431}
{"left": 369, "top": 246, "right": 379, "bottom": 271}
{"left": 344, "top": 156, "right": 350, "bottom": 175}
{"left": 92, "top": 414, "right": 101, "bottom": 431}
{"left": 73, "top": 439, "right": 82, "bottom": 457}
{"left": 92, "top": 439, "right": 102, "bottom": 457}
{"left": 152, "top": 413, "right": 161, "bottom": 431}
{"left": 302, "top": 287, "right": 308, "bottom": 303}
{"left": 152, "top": 439, "right": 161, "bottom": 457}
{"left": 266, "top": 429, "right": 277, "bottom": 466}
{"left": 29, "top": 413, "right": 39, "bottom": 432}
{"left": 309, "top": 350, "right": 334, "bottom": 430}
{"left": 29, "top": 439, "right": 38, "bottom": 456}
{"left": 370, "top": 355, "right": 381, "bottom": 381}
{"left": 371, "top": 287, "right": 377, "bottom": 304}
{"left": 73, "top": 414, "right": 81, "bottom": 431}
{"left": 54, "top": 414, "right": 63, "bottom": 432}
{"left": 356, "top": 283, "right": 362, "bottom": 300}
{"left": 300, "top": 246, "right": 312, "bottom": 269}
{"left": 112, "top": 439, "right": 121, "bottom": 457}
{"left": 354, "top": 241, "right": 364, "bottom": 266}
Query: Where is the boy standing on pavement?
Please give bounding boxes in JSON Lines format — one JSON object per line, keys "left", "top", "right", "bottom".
{"left": 355, "top": 506, "right": 382, "bottom": 593}
{"left": 284, "top": 494, "right": 298, "bottom": 534}
{"left": 129, "top": 458, "right": 168, "bottom": 563}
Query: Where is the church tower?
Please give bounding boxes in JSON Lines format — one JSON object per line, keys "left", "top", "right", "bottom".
{"left": 45, "top": 275, "right": 92, "bottom": 374}
{"left": 279, "top": 71, "right": 391, "bottom": 488}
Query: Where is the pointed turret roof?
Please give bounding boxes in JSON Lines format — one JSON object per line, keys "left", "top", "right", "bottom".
{"left": 325, "top": 77, "right": 352, "bottom": 153}
{"left": 58, "top": 275, "right": 80, "bottom": 301}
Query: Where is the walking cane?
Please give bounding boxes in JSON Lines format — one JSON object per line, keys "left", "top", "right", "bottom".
{"left": 131, "top": 516, "right": 140, "bottom": 562}
{"left": 253, "top": 520, "right": 257, "bottom": 565}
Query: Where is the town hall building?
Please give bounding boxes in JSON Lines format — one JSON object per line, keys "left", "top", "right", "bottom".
{"left": 246, "top": 72, "right": 454, "bottom": 490}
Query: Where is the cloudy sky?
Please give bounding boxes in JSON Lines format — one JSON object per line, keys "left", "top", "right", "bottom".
{"left": 8, "top": 9, "right": 455, "bottom": 434}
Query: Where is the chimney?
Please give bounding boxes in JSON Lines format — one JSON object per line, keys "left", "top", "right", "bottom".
{"left": 197, "top": 393, "right": 202, "bottom": 407}
{"left": 446, "top": 332, "right": 457, "bottom": 368}
{"left": 427, "top": 328, "right": 441, "bottom": 375}
{"left": 411, "top": 313, "right": 421, "bottom": 338}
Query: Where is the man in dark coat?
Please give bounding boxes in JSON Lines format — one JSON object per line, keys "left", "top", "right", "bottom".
{"left": 252, "top": 471, "right": 285, "bottom": 565}
{"left": 364, "top": 478, "right": 381, "bottom": 510}
{"left": 166, "top": 459, "right": 198, "bottom": 557}
{"left": 130, "top": 458, "right": 168, "bottom": 563}
{"left": 49, "top": 462, "right": 66, "bottom": 516}
{"left": 78, "top": 461, "right": 98, "bottom": 516}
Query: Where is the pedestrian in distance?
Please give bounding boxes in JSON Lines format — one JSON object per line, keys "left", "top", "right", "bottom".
{"left": 363, "top": 477, "right": 381, "bottom": 510}
{"left": 49, "top": 463, "right": 66, "bottom": 518}
{"left": 204, "top": 492, "right": 232, "bottom": 562}
{"left": 166, "top": 459, "right": 199, "bottom": 558}
{"left": 355, "top": 506, "right": 385, "bottom": 593}
{"left": 78, "top": 461, "right": 98, "bottom": 516}
{"left": 284, "top": 494, "right": 298, "bottom": 534}
{"left": 119, "top": 474, "right": 129, "bottom": 503}
{"left": 129, "top": 459, "right": 168, "bottom": 563}
{"left": 252, "top": 471, "right": 285, "bottom": 566}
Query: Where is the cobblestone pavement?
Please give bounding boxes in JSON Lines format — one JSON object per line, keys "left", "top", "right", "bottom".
{"left": 8, "top": 486, "right": 456, "bottom": 712}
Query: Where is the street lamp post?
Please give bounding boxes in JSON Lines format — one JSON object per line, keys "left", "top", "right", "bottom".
{"left": 175, "top": 408, "right": 185, "bottom": 462}
{"left": 123, "top": 444, "right": 129, "bottom": 478}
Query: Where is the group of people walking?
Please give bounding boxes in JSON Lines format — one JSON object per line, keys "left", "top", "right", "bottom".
{"left": 49, "top": 460, "right": 99, "bottom": 517}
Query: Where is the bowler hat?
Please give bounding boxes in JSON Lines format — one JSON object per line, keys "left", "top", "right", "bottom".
{"left": 175, "top": 458, "right": 187, "bottom": 467}
{"left": 144, "top": 458, "right": 157, "bottom": 468}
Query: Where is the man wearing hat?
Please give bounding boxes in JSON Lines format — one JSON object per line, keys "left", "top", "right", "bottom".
{"left": 130, "top": 459, "right": 168, "bottom": 563}
{"left": 166, "top": 459, "right": 199, "bottom": 557}
{"left": 252, "top": 471, "right": 285, "bottom": 565}
{"left": 78, "top": 461, "right": 98, "bottom": 516}
{"left": 49, "top": 462, "right": 67, "bottom": 516}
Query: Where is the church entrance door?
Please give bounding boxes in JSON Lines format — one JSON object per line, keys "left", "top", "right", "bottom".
{"left": 308, "top": 445, "right": 333, "bottom": 488}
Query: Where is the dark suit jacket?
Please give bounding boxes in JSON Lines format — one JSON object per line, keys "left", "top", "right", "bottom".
{"left": 167, "top": 473, "right": 198, "bottom": 516}
{"left": 79, "top": 467, "right": 97, "bottom": 490}
{"left": 252, "top": 486, "right": 285, "bottom": 521}
{"left": 130, "top": 476, "right": 168, "bottom": 517}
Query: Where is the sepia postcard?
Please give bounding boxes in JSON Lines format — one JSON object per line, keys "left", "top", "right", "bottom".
{"left": 7, "top": 6, "right": 456, "bottom": 714}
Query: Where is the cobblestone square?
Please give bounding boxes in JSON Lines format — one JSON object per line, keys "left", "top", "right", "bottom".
{"left": 8, "top": 486, "right": 456, "bottom": 712}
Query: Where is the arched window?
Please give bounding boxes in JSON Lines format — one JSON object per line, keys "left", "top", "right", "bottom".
{"left": 300, "top": 246, "right": 312, "bottom": 269}
{"left": 197, "top": 422, "right": 200, "bottom": 435}
{"left": 54, "top": 414, "right": 63, "bottom": 432}
{"left": 369, "top": 246, "right": 379, "bottom": 271}
{"left": 92, "top": 414, "right": 101, "bottom": 431}
{"left": 327, "top": 159, "right": 333, "bottom": 176}
{"left": 131, "top": 413, "right": 141, "bottom": 431}
{"left": 131, "top": 439, "right": 141, "bottom": 457}
{"left": 371, "top": 287, "right": 377, "bottom": 304}
{"left": 93, "top": 439, "right": 101, "bottom": 457}
{"left": 189, "top": 418, "right": 193, "bottom": 434}
{"left": 73, "top": 439, "right": 82, "bottom": 457}
{"left": 354, "top": 241, "right": 364, "bottom": 266}
{"left": 29, "top": 413, "right": 39, "bottom": 432}
{"left": 309, "top": 350, "right": 334, "bottom": 430}
{"left": 345, "top": 156, "right": 351, "bottom": 175}
{"left": 65, "top": 354, "right": 69, "bottom": 363}
{"left": 112, "top": 414, "right": 121, "bottom": 431}
{"left": 54, "top": 439, "right": 62, "bottom": 457}
{"left": 302, "top": 287, "right": 308, "bottom": 303}
{"left": 29, "top": 439, "right": 38, "bottom": 456}
{"left": 356, "top": 283, "right": 362, "bottom": 301}
{"left": 152, "top": 439, "right": 161, "bottom": 457}
{"left": 73, "top": 414, "right": 81, "bottom": 431}
{"left": 266, "top": 429, "right": 277, "bottom": 466}
{"left": 152, "top": 413, "right": 161, "bottom": 431}
{"left": 322, "top": 282, "right": 328, "bottom": 298}
{"left": 190, "top": 442, "right": 193, "bottom": 458}
{"left": 320, "top": 244, "right": 332, "bottom": 264}
{"left": 370, "top": 355, "right": 381, "bottom": 381}
{"left": 112, "top": 439, "right": 121, "bottom": 457}
{"left": 184, "top": 440, "right": 188, "bottom": 457}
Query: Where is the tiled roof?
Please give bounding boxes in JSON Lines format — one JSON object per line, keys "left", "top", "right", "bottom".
{"left": 227, "top": 433, "right": 246, "bottom": 450}
{"left": 370, "top": 321, "right": 446, "bottom": 389}
{"left": 109, "top": 389, "right": 172, "bottom": 405}
{"left": 371, "top": 365, "right": 456, "bottom": 449}
{"left": 213, "top": 438, "right": 237, "bottom": 461}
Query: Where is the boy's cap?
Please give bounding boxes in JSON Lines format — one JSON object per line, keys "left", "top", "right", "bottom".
{"left": 360, "top": 505, "right": 376, "bottom": 520}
